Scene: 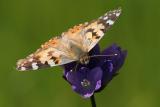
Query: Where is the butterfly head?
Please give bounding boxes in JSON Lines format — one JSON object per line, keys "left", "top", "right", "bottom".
{"left": 79, "top": 53, "right": 90, "bottom": 65}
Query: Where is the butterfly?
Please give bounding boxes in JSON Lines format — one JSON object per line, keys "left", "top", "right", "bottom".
{"left": 16, "top": 8, "right": 122, "bottom": 71}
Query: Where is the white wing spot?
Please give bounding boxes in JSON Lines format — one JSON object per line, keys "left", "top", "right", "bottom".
{"left": 108, "top": 14, "right": 112, "bottom": 16}
{"left": 106, "top": 20, "right": 114, "bottom": 25}
{"left": 47, "top": 60, "right": 55, "bottom": 67}
{"left": 103, "top": 16, "right": 108, "bottom": 20}
{"left": 116, "top": 12, "right": 121, "bottom": 17}
{"left": 32, "top": 62, "right": 38, "bottom": 70}
{"left": 21, "top": 67, "right": 26, "bottom": 71}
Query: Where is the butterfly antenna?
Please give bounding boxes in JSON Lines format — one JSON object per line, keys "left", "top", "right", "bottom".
{"left": 90, "top": 53, "right": 118, "bottom": 58}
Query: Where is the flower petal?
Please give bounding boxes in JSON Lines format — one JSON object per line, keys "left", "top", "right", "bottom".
{"left": 101, "top": 44, "right": 127, "bottom": 73}
{"left": 64, "top": 67, "right": 102, "bottom": 98}
{"left": 96, "top": 44, "right": 127, "bottom": 92}
{"left": 63, "top": 43, "right": 127, "bottom": 96}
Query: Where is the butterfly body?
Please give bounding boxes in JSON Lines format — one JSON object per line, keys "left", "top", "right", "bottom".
{"left": 17, "top": 8, "right": 122, "bottom": 71}
{"left": 79, "top": 53, "right": 90, "bottom": 65}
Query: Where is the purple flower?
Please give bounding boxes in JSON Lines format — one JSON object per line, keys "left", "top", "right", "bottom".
{"left": 63, "top": 44, "right": 127, "bottom": 98}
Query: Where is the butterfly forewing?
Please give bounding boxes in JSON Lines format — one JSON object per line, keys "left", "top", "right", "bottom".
{"left": 82, "top": 8, "right": 122, "bottom": 51}
{"left": 17, "top": 37, "right": 76, "bottom": 71}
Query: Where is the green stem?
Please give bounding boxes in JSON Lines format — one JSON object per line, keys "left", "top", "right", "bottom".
{"left": 90, "top": 95, "right": 96, "bottom": 107}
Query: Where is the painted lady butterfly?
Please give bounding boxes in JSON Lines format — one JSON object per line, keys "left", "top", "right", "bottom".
{"left": 17, "top": 8, "right": 122, "bottom": 71}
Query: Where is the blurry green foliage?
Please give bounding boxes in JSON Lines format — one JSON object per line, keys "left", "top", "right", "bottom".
{"left": 0, "top": 0, "right": 160, "bottom": 107}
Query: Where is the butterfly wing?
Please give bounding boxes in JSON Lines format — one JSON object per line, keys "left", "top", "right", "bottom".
{"left": 82, "top": 8, "right": 122, "bottom": 51}
{"left": 61, "top": 8, "right": 122, "bottom": 54}
{"left": 60, "top": 8, "right": 122, "bottom": 54}
{"left": 17, "top": 37, "right": 77, "bottom": 71}
{"left": 16, "top": 8, "right": 122, "bottom": 71}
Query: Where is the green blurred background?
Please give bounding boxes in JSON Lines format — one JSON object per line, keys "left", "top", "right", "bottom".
{"left": 0, "top": 0, "right": 160, "bottom": 107}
